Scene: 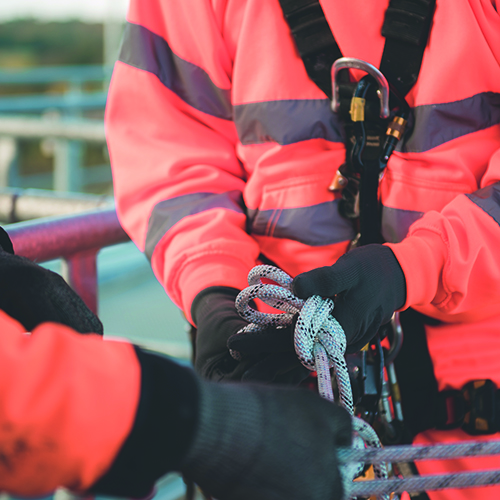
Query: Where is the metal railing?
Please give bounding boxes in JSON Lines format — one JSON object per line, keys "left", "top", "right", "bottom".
{"left": 0, "top": 64, "right": 112, "bottom": 85}
{"left": 0, "top": 115, "right": 109, "bottom": 192}
{"left": 0, "top": 64, "right": 111, "bottom": 192}
{"left": 0, "top": 115, "right": 105, "bottom": 141}
{"left": 5, "top": 206, "right": 129, "bottom": 314}
{"left": 0, "top": 64, "right": 112, "bottom": 114}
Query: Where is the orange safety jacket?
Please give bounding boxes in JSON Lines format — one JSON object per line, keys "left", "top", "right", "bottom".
{"left": 0, "top": 310, "right": 199, "bottom": 497}
{"left": 105, "top": 1, "right": 500, "bottom": 498}
{"left": 0, "top": 310, "right": 140, "bottom": 495}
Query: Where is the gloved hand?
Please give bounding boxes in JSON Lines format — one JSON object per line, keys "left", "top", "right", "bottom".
{"left": 181, "top": 378, "right": 352, "bottom": 500}
{"left": 0, "top": 227, "right": 103, "bottom": 334}
{"left": 90, "top": 348, "right": 351, "bottom": 500}
{"left": 292, "top": 244, "right": 406, "bottom": 353}
{"left": 192, "top": 286, "right": 308, "bottom": 383}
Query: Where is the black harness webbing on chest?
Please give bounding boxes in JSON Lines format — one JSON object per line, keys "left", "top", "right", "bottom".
{"left": 278, "top": 0, "right": 500, "bottom": 445}
{"left": 277, "top": 0, "right": 435, "bottom": 99}
{"left": 278, "top": 0, "right": 434, "bottom": 248}
{"left": 277, "top": 3, "right": 438, "bottom": 498}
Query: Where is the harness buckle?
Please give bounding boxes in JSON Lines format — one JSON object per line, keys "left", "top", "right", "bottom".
{"left": 436, "top": 379, "right": 499, "bottom": 435}
{"left": 462, "top": 379, "right": 498, "bottom": 435}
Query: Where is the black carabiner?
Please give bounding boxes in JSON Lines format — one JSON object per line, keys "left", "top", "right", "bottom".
{"left": 349, "top": 75, "right": 380, "bottom": 172}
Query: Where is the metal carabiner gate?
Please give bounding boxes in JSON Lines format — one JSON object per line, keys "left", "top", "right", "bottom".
{"left": 331, "top": 57, "right": 390, "bottom": 119}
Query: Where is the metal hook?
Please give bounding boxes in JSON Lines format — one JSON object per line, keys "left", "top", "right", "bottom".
{"left": 331, "top": 57, "right": 390, "bottom": 119}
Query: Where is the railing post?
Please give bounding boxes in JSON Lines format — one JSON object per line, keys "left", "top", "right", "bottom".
{"left": 62, "top": 249, "right": 99, "bottom": 315}
{"left": 53, "top": 139, "right": 83, "bottom": 192}
{"left": 0, "top": 137, "right": 17, "bottom": 188}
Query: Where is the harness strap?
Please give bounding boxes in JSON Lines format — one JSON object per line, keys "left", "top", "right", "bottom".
{"left": 380, "top": 0, "right": 436, "bottom": 96}
{"left": 396, "top": 310, "right": 500, "bottom": 437}
{"left": 277, "top": 0, "right": 342, "bottom": 100}
{"left": 278, "top": 0, "right": 436, "bottom": 99}
{"left": 395, "top": 309, "right": 441, "bottom": 437}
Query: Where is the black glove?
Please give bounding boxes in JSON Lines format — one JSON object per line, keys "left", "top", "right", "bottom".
{"left": 192, "top": 286, "right": 308, "bottom": 383}
{"left": 292, "top": 244, "right": 406, "bottom": 353}
{"left": 91, "top": 348, "right": 351, "bottom": 500}
{"left": 0, "top": 227, "right": 103, "bottom": 334}
{"left": 181, "top": 379, "right": 352, "bottom": 500}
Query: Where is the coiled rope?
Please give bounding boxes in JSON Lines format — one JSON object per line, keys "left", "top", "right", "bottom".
{"left": 232, "top": 265, "right": 390, "bottom": 499}
{"left": 231, "top": 265, "right": 500, "bottom": 498}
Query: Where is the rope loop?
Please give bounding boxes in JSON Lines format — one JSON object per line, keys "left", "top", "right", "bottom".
{"left": 234, "top": 265, "right": 304, "bottom": 329}
{"left": 234, "top": 265, "right": 391, "bottom": 499}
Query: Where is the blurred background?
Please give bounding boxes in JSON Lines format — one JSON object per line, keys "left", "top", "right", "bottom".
{"left": 0, "top": 0, "right": 192, "bottom": 362}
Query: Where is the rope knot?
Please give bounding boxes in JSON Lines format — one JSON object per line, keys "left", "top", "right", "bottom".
{"left": 233, "top": 265, "right": 390, "bottom": 499}
{"left": 294, "top": 295, "right": 345, "bottom": 370}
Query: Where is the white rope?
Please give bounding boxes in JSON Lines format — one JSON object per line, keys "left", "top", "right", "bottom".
{"left": 232, "top": 265, "right": 500, "bottom": 497}
{"left": 232, "top": 265, "right": 390, "bottom": 500}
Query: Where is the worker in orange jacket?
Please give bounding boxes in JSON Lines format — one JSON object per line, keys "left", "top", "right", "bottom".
{"left": 105, "top": 0, "right": 500, "bottom": 498}
{"left": 0, "top": 228, "right": 351, "bottom": 499}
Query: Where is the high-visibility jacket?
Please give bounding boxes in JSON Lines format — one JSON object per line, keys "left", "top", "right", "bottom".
{"left": 0, "top": 310, "right": 139, "bottom": 495}
{"left": 105, "top": 1, "right": 500, "bottom": 498}
{"left": 0, "top": 310, "right": 198, "bottom": 497}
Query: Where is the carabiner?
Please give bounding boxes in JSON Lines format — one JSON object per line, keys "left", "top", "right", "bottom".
{"left": 331, "top": 57, "right": 390, "bottom": 119}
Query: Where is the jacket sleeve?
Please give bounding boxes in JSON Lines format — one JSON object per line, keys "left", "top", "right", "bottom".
{"left": 386, "top": 147, "right": 500, "bottom": 323}
{"left": 0, "top": 310, "right": 199, "bottom": 498}
{"left": 0, "top": 310, "right": 140, "bottom": 496}
{"left": 105, "top": 0, "right": 260, "bottom": 322}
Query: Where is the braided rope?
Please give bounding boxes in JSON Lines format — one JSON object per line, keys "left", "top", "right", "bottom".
{"left": 233, "top": 265, "right": 500, "bottom": 497}
{"left": 349, "top": 470, "right": 500, "bottom": 497}
{"left": 232, "top": 265, "right": 390, "bottom": 499}
{"left": 338, "top": 440, "right": 500, "bottom": 464}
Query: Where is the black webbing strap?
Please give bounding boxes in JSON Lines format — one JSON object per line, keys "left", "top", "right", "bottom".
{"left": 380, "top": 0, "right": 436, "bottom": 96}
{"left": 395, "top": 309, "right": 441, "bottom": 437}
{"left": 278, "top": 0, "right": 435, "bottom": 99}
{"left": 277, "top": 0, "right": 342, "bottom": 100}
{"left": 396, "top": 310, "right": 500, "bottom": 439}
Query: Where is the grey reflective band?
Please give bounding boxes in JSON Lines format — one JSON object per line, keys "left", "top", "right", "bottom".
{"left": 248, "top": 200, "right": 355, "bottom": 246}
{"left": 119, "top": 23, "right": 232, "bottom": 120}
{"left": 119, "top": 23, "right": 500, "bottom": 151}
{"left": 234, "top": 92, "right": 500, "bottom": 149}
{"left": 145, "top": 191, "right": 245, "bottom": 259}
{"left": 381, "top": 206, "right": 424, "bottom": 243}
{"left": 234, "top": 99, "right": 344, "bottom": 146}
{"left": 401, "top": 92, "right": 500, "bottom": 153}
{"left": 466, "top": 183, "right": 500, "bottom": 227}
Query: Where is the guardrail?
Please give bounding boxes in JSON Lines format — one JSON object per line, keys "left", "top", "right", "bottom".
{"left": 5, "top": 207, "right": 129, "bottom": 314}
{"left": 0, "top": 64, "right": 112, "bottom": 85}
{"left": 0, "top": 115, "right": 105, "bottom": 141}
{"left": 0, "top": 92, "right": 107, "bottom": 114}
{"left": 0, "top": 115, "right": 108, "bottom": 192}
{"left": 0, "top": 187, "right": 113, "bottom": 222}
{"left": 0, "top": 65, "right": 112, "bottom": 114}
{"left": 0, "top": 64, "right": 111, "bottom": 192}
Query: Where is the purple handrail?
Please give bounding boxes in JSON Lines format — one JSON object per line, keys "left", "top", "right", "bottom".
{"left": 5, "top": 207, "right": 129, "bottom": 313}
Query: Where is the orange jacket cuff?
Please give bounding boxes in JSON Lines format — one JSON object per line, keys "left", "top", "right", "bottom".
{"left": 385, "top": 229, "right": 447, "bottom": 310}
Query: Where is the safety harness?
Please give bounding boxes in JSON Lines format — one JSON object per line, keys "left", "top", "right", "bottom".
{"left": 274, "top": 2, "right": 500, "bottom": 498}
{"left": 396, "top": 309, "right": 500, "bottom": 437}
{"left": 278, "top": 0, "right": 435, "bottom": 246}
{"left": 278, "top": 0, "right": 500, "bottom": 447}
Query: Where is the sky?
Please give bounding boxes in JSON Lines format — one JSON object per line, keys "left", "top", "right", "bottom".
{"left": 0, "top": 0, "right": 130, "bottom": 22}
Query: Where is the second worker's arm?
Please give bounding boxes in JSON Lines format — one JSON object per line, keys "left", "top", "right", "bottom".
{"left": 0, "top": 311, "right": 351, "bottom": 500}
